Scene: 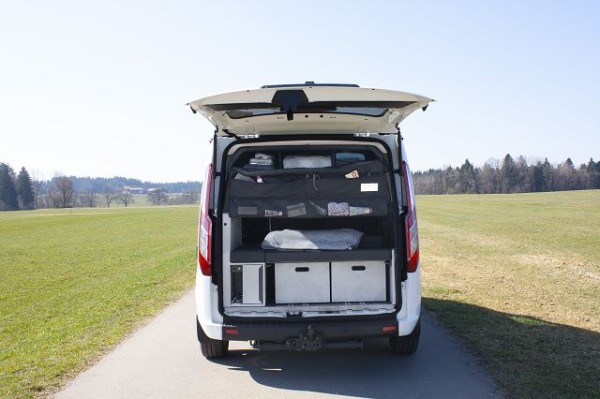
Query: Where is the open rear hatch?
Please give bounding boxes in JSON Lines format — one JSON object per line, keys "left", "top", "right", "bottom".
{"left": 187, "top": 83, "right": 433, "bottom": 136}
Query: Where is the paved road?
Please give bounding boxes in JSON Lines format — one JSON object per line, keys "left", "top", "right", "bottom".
{"left": 53, "top": 291, "right": 502, "bottom": 399}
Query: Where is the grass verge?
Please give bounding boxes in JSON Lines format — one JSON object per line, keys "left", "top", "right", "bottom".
{"left": 0, "top": 206, "right": 198, "bottom": 398}
{"left": 418, "top": 190, "right": 600, "bottom": 398}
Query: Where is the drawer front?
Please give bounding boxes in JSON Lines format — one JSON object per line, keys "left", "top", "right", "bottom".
{"left": 331, "top": 261, "right": 387, "bottom": 302}
{"left": 275, "top": 262, "right": 330, "bottom": 304}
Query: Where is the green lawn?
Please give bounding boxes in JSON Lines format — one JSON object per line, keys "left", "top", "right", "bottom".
{"left": 2, "top": 192, "right": 599, "bottom": 398}
{"left": 0, "top": 206, "right": 198, "bottom": 398}
{"left": 418, "top": 190, "right": 600, "bottom": 398}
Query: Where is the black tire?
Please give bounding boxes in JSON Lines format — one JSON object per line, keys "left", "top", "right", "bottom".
{"left": 196, "top": 317, "right": 229, "bottom": 359}
{"left": 200, "top": 341, "right": 229, "bottom": 359}
{"left": 389, "top": 319, "right": 420, "bottom": 355}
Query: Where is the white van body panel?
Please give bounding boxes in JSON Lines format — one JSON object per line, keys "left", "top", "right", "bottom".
{"left": 396, "top": 266, "right": 422, "bottom": 336}
{"left": 195, "top": 271, "right": 223, "bottom": 340}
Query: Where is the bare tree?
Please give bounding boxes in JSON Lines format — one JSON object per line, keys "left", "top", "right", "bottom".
{"left": 117, "top": 191, "right": 134, "bottom": 207}
{"left": 50, "top": 176, "right": 75, "bottom": 208}
{"left": 35, "top": 183, "right": 50, "bottom": 209}
{"left": 170, "top": 190, "right": 199, "bottom": 205}
{"left": 80, "top": 190, "right": 99, "bottom": 208}
{"left": 555, "top": 158, "right": 579, "bottom": 191}
{"left": 479, "top": 162, "right": 499, "bottom": 194}
{"left": 147, "top": 188, "right": 168, "bottom": 206}
{"left": 186, "top": 190, "right": 199, "bottom": 204}
{"left": 104, "top": 186, "right": 118, "bottom": 208}
{"left": 30, "top": 171, "right": 49, "bottom": 209}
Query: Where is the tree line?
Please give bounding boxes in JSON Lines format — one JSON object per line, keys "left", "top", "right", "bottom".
{"left": 3, "top": 155, "right": 599, "bottom": 210}
{"left": 413, "top": 154, "right": 600, "bottom": 195}
{"left": 0, "top": 162, "right": 201, "bottom": 211}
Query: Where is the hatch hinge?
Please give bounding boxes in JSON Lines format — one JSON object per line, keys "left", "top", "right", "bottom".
{"left": 222, "top": 128, "right": 240, "bottom": 140}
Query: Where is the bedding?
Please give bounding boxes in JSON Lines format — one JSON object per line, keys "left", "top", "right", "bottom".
{"left": 261, "top": 228, "right": 363, "bottom": 250}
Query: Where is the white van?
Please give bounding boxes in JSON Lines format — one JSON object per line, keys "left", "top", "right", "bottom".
{"left": 188, "top": 83, "right": 432, "bottom": 358}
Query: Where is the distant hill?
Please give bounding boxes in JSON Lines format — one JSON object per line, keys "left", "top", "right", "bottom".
{"left": 42, "top": 176, "right": 201, "bottom": 194}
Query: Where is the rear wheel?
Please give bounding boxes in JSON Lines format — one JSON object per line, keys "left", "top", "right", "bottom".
{"left": 200, "top": 340, "right": 229, "bottom": 359}
{"left": 389, "top": 319, "right": 420, "bottom": 355}
{"left": 196, "top": 318, "right": 229, "bottom": 359}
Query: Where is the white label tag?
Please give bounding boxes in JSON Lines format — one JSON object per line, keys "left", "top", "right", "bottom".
{"left": 361, "top": 183, "right": 378, "bottom": 192}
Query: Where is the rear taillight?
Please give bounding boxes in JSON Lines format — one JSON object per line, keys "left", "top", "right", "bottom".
{"left": 198, "top": 164, "right": 213, "bottom": 276}
{"left": 402, "top": 161, "right": 419, "bottom": 273}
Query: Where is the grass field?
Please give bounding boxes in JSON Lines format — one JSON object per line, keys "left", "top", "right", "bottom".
{"left": 0, "top": 206, "right": 198, "bottom": 398}
{"left": 418, "top": 190, "right": 600, "bottom": 398}
{"left": 1, "top": 192, "right": 598, "bottom": 398}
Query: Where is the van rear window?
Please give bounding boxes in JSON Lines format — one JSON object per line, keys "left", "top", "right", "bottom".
{"left": 223, "top": 106, "right": 388, "bottom": 119}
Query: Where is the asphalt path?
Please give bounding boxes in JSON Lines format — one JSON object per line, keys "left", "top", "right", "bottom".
{"left": 53, "top": 290, "right": 502, "bottom": 399}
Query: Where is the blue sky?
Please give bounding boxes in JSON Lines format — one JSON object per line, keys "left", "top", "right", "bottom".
{"left": 1, "top": 1, "right": 598, "bottom": 182}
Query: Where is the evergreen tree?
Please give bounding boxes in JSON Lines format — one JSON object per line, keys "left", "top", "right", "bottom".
{"left": 585, "top": 158, "right": 600, "bottom": 189}
{"left": 0, "top": 163, "right": 19, "bottom": 211}
{"left": 16, "top": 167, "right": 35, "bottom": 210}
{"left": 541, "top": 158, "right": 555, "bottom": 191}
{"left": 530, "top": 162, "right": 545, "bottom": 192}
{"left": 458, "top": 159, "right": 478, "bottom": 193}
{"left": 514, "top": 156, "right": 530, "bottom": 192}
{"left": 500, "top": 154, "right": 518, "bottom": 193}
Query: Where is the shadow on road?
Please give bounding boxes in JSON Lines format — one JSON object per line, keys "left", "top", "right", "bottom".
{"left": 212, "top": 309, "right": 500, "bottom": 399}
{"left": 213, "top": 299, "right": 600, "bottom": 398}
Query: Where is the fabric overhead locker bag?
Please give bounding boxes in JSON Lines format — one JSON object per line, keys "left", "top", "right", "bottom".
{"left": 226, "top": 159, "right": 391, "bottom": 218}
{"left": 227, "top": 174, "right": 304, "bottom": 217}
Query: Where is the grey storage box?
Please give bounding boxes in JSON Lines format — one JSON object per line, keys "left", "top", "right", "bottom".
{"left": 230, "top": 263, "right": 266, "bottom": 306}
{"left": 331, "top": 261, "right": 387, "bottom": 302}
{"left": 275, "top": 262, "right": 330, "bottom": 303}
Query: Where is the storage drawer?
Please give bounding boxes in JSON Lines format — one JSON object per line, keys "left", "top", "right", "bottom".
{"left": 275, "top": 262, "right": 330, "bottom": 304}
{"left": 331, "top": 261, "right": 387, "bottom": 302}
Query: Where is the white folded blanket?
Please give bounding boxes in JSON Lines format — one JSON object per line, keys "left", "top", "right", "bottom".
{"left": 261, "top": 228, "right": 363, "bottom": 250}
{"left": 283, "top": 155, "right": 332, "bottom": 169}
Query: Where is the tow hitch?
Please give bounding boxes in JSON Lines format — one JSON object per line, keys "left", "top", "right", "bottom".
{"left": 287, "top": 325, "right": 323, "bottom": 351}
{"left": 251, "top": 325, "right": 365, "bottom": 351}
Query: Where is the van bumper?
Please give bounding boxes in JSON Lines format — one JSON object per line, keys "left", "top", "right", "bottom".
{"left": 221, "top": 316, "right": 400, "bottom": 342}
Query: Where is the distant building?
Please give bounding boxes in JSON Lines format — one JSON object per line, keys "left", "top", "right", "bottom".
{"left": 147, "top": 187, "right": 168, "bottom": 194}
{"left": 122, "top": 186, "right": 144, "bottom": 194}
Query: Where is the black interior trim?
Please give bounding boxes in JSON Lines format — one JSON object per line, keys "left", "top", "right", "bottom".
{"left": 230, "top": 247, "right": 392, "bottom": 263}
